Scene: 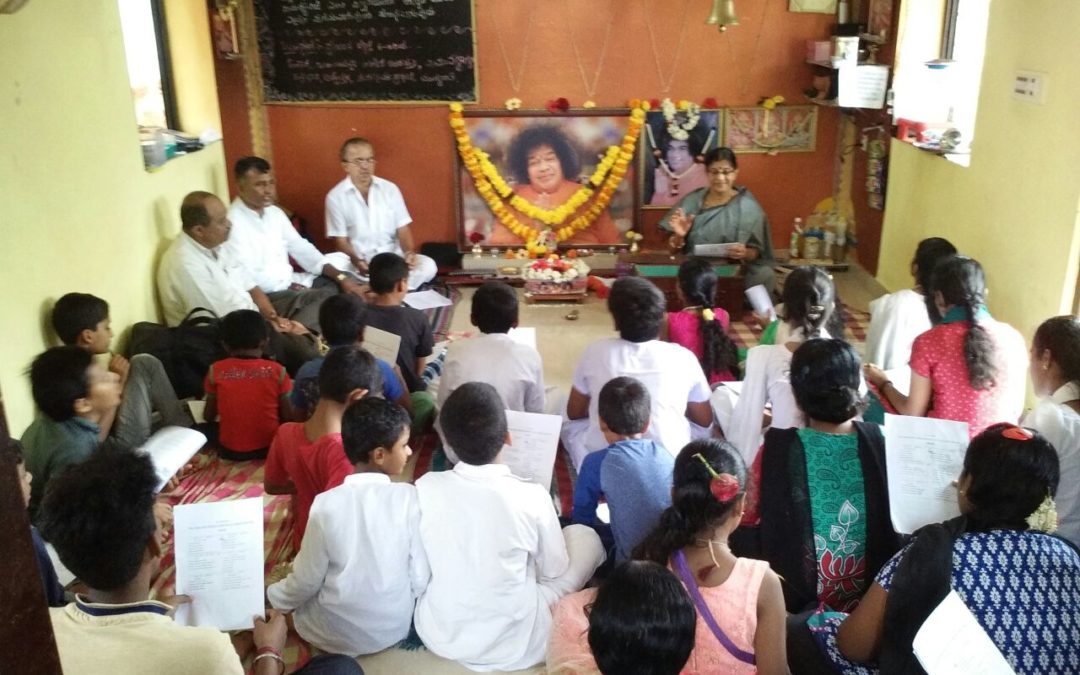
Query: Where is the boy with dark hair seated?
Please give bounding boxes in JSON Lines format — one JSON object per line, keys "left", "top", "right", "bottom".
{"left": 436, "top": 281, "right": 545, "bottom": 463}
{"left": 364, "top": 252, "right": 437, "bottom": 433}
{"left": 415, "top": 382, "right": 605, "bottom": 671}
{"left": 572, "top": 376, "right": 674, "bottom": 562}
{"left": 564, "top": 276, "right": 713, "bottom": 471}
{"left": 265, "top": 346, "right": 383, "bottom": 549}
{"left": 269, "top": 397, "right": 429, "bottom": 656}
{"left": 21, "top": 346, "right": 122, "bottom": 522}
{"left": 52, "top": 292, "right": 187, "bottom": 448}
{"left": 204, "top": 309, "right": 293, "bottom": 461}
{"left": 290, "top": 293, "right": 411, "bottom": 421}
{"left": 4, "top": 439, "right": 65, "bottom": 606}
{"left": 39, "top": 446, "right": 361, "bottom": 675}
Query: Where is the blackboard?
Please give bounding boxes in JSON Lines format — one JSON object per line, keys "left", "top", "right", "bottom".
{"left": 253, "top": 0, "right": 477, "bottom": 103}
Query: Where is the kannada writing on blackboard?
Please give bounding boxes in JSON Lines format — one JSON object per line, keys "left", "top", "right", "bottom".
{"left": 255, "top": 0, "right": 477, "bottom": 102}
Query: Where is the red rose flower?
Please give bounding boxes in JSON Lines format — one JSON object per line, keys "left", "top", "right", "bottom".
{"left": 547, "top": 97, "right": 571, "bottom": 114}
{"left": 703, "top": 97, "right": 719, "bottom": 108}
{"left": 468, "top": 231, "right": 484, "bottom": 244}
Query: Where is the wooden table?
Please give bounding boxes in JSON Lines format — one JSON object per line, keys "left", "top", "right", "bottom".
{"left": 616, "top": 252, "right": 745, "bottom": 317}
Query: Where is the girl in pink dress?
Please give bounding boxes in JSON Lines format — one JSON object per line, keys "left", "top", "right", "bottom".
{"left": 547, "top": 439, "right": 787, "bottom": 674}
{"left": 864, "top": 255, "right": 1027, "bottom": 437}
{"left": 666, "top": 258, "right": 739, "bottom": 384}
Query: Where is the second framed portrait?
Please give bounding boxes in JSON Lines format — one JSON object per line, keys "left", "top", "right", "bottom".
{"left": 640, "top": 108, "right": 723, "bottom": 209}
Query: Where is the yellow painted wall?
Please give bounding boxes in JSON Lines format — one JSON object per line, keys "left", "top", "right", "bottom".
{"left": 0, "top": 0, "right": 227, "bottom": 435}
{"left": 878, "top": 0, "right": 1080, "bottom": 342}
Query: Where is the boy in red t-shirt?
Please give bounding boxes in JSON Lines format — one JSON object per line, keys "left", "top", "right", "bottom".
{"left": 205, "top": 310, "right": 292, "bottom": 460}
{"left": 264, "top": 345, "right": 383, "bottom": 548}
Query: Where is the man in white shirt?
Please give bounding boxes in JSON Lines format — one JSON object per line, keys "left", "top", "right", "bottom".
{"left": 157, "top": 191, "right": 318, "bottom": 372}
{"left": 562, "top": 277, "right": 713, "bottom": 471}
{"left": 228, "top": 157, "right": 365, "bottom": 333}
{"left": 324, "top": 137, "right": 436, "bottom": 290}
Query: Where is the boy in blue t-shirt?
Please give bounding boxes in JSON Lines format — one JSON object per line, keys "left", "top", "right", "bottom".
{"left": 290, "top": 293, "right": 410, "bottom": 420}
{"left": 572, "top": 376, "right": 674, "bottom": 561}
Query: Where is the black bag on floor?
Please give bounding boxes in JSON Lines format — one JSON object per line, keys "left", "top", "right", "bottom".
{"left": 127, "top": 308, "right": 225, "bottom": 399}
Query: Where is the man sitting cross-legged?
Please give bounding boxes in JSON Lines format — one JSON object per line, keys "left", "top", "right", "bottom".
{"left": 157, "top": 191, "right": 318, "bottom": 373}
{"left": 39, "top": 446, "right": 362, "bottom": 675}
{"left": 227, "top": 156, "right": 366, "bottom": 333}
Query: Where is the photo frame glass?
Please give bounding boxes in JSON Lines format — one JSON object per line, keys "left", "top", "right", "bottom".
{"left": 456, "top": 113, "right": 637, "bottom": 250}
{"left": 640, "top": 109, "right": 722, "bottom": 209}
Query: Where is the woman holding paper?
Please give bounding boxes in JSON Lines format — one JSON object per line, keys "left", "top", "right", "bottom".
{"left": 740, "top": 339, "right": 902, "bottom": 673}
{"left": 659, "top": 147, "right": 775, "bottom": 292}
{"left": 863, "top": 256, "right": 1027, "bottom": 438}
{"left": 809, "top": 423, "right": 1080, "bottom": 674}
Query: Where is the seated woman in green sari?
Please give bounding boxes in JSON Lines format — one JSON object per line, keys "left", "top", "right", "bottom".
{"left": 660, "top": 147, "right": 775, "bottom": 292}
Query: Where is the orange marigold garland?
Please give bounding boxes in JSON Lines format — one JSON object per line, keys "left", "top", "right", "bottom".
{"left": 448, "top": 103, "right": 646, "bottom": 244}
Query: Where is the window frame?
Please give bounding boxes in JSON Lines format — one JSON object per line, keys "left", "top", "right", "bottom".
{"left": 149, "top": 0, "right": 180, "bottom": 130}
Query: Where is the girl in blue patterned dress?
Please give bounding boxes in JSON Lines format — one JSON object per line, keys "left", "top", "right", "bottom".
{"left": 811, "top": 423, "right": 1080, "bottom": 674}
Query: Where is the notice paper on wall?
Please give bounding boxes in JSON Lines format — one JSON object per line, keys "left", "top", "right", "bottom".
{"left": 503, "top": 410, "right": 562, "bottom": 490}
{"left": 913, "top": 590, "right": 1015, "bottom": 674}
{"left": 363, "top": 326, "right": 402, "bottom": 366}
{"left": 174, "top": 497, "right": 264, "bottom": 631}
{"left": 884, "top": 414, "right": 969, "bottom": 534}
{"left": 139, "top": 426, "right": 206, "bottom": 492}
{"left": 838, "top": 64, "right": 890, "bottom": 108}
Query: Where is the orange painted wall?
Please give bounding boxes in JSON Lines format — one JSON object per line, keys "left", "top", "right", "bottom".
{"left": 219, "top": 0, "right": 843, "bottom": 251}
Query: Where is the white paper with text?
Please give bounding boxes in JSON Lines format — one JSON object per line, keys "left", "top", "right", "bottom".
{"left": 884, "top": 414, "right": 969, "bottom": 534}
{"left": 174, "top": 498, "right": 264, "bottom": 631}
{"left": 503, "top": 410, "right": 562, "bottom": 490}
{"left": 404, "top": 289, "right": 453, "bottom": 310}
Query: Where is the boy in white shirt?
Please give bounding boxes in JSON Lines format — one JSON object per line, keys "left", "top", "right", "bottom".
{"left": 415, "top": 383, "right": 605, "bottom": 672}
{"left": 436, "top": 282, "right": 545, "bottom": 463}
{"left": 562, "top": 276, "right": 713, "bottom": 471}
{"left": 267, "top": 397, "right": 428, "bottom": 656}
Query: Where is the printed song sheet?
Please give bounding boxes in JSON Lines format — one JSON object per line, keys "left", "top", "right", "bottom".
{"left": 745, "top": 285, "right": 776, "bottom": 320}
{"left": 884, "top": 414, "right": 969, "bottom": 534}
{"left": 693, "top": 243, "right": 739, "bottom": 258}
{"left": 503, "top": 410, "right": 562, "bottom": 490}
{"left": 913, "top": 591, "right": 1015, "bottom": 674}
{"left": 363, "top": 326, "right": 402, "bottom": 366}
{"left": 174, "top": 498, "right": 264, "bottom": 631}
{"left": 139, "top": 426, "right": 206, "bottom": 492}
{"left": 404, "top": 289, "right": 453, "bottom": 310}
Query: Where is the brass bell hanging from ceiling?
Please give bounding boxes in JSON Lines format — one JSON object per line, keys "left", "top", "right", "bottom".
{"left": 705, "top": 0, "right": 739, "bottom": 32}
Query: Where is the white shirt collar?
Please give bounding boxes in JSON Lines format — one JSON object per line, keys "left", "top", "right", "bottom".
{"left": 181, "top": 231, "right": 221, "bottom": 259}
{"left": 231, "top": 197, "right": 265, "bottom": 219}
{"left": 343, "top": 472, "right": 391, "bottom": 486}
{"left": 1051, "top": 381, "right": 1080, "bottom": 404}
{"left": 453, "top": 462, "right": 511, "bottom": 478}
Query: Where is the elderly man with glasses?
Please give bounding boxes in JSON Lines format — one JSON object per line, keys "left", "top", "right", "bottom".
{"left": 325, "top": 137, "right": 437, "bottom": 290}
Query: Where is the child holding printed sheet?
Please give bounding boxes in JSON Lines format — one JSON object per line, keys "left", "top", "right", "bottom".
{"left": 268, "top": 397, "right": 427, "bottom": 656}
{"left": 416, "top": 383, "right": 606, "bottom": 671}
{"left": 436, "top": 281, "right": 545, "bottom": 463}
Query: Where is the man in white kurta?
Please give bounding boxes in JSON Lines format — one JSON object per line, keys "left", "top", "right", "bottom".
{"left": 157, "top": 191, "right": 318, "bottom": 371}
{"left": 324, "top": 137, "right": 436, "bottom": 290}
{"left": 228, "top": 157, "right": 366, "bottom": 333}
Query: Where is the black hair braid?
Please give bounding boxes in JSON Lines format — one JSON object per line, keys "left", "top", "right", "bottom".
{"left": 962, "top": 294, "right": 998, "bottom": 390}
{"left": 683, "top": 284, "right": 738, "bottom": 380}
{"left": 633, "top": 504, "right": 700, "bottom": 565}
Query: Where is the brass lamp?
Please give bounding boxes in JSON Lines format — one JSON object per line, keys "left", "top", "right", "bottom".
{"left": 705, "top": 0, "right": 739, "bottom": 32}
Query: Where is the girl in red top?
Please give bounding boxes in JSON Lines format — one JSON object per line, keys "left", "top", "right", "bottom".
{"left": 665, "top": 257, "right": 740, "bottom": 384}
{"left": 864, "top": 255, "right": 1027, "bottom": 436}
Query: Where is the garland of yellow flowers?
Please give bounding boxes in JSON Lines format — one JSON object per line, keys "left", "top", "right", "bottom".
{"left": 448, "top": 103, "right": 646, "bottom": 243}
